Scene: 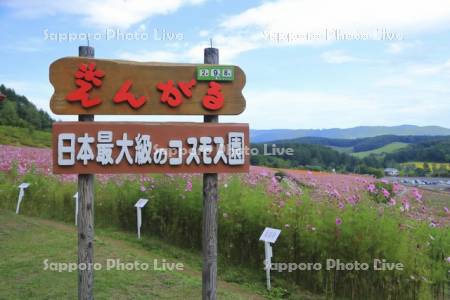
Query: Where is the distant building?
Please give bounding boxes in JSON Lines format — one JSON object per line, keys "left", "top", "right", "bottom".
{"left": 384, "top": 168, "right": 399, "bottom": 176}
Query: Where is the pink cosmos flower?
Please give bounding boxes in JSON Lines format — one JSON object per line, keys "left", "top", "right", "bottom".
{"left": 381, "top": 188, "right": 390, "bottom": 198}
{"left": 185, "top": 180, "right": 193, "bottom": 192}
{"left": 401, "top": 198, "right": 410, "bottom": 212}
{"left": 335, "top": 217, "right": 342, "bottom": 226}
{"left": 367, "top": 184, "right": 376, "bottom": 193}
{"left": 412, "top": 188, "right": 423, "bottom": 202}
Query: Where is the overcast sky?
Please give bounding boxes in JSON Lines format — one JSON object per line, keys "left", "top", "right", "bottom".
{"left": 2, "top": 0, "right": 450, "bottom": 129}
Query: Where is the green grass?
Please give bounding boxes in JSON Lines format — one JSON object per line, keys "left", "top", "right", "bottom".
{"left": 0, "top": 209, "right": 270, "bottom": 300}
{"left": 351, "top": 142, "right": 409, "bottom": 158}
{"left": 0, "top": 125, "right": 51, "bottom": 148}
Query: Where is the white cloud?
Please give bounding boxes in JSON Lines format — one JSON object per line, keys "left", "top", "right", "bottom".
{"left": 321, "top": 50, "right": 362, "bottom": 64}
{"left": 118, "top": 50, "right": 181, "bottom": 62}
{"left": 4, "top": 0, "right": 206, "bottom": 28}
{"left": 117, "top": 33, "right": 262, "bottom": 64}
{"left": 212, "top": 0, "right": 450, "bottom": 59}
{"left": 375, "top": 77, "right": 413, "bottom": 88}
{"left": 386, "top": 42, "right": 416, "bottom": 54}
{"left": 221, "top": 0, "right": 450, "bottom": 34}
{"left": 221, "top": 88, "right": 450, "bottom": 129}
{"left": 407, "top": 60, "right": 450, "bottom": 76}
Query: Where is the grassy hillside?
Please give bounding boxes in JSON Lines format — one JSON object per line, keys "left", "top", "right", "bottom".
{"left": 0, "top": 125, "right": 51, "bottom": 148}
{"left": 352, "top": 142, "right": 409, "bottom": 158}
{"left": 0, "top": 210, "right": 275, "bottom": 300}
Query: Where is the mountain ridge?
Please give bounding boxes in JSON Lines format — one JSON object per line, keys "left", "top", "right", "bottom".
{"left": 251, "top": 125, "right": 450, "bottom": 142}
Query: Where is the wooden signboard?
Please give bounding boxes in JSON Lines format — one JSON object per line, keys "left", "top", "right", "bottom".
{"left": 49, "top": 57, "right": 246, "bottom": 115}
{"left": 52, "top": 122, "right": 249, "bottom": 174}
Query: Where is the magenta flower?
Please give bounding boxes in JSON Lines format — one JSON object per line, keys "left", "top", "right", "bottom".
{"left": 412, "top": 188, "right": 423, "bottom": 202}
{"left": 381, "top": 188, "right": 390, "bottom": 198}
{"left": 338, "top": 202, "right": 345, "bottom": 209}
{"left": 335, "top": 217, "right": 342, "bottom": 226}
{"left": 367, "top": 184, "right": 376, "bottom": 193}
{"left": 185, "top": 180, "right": 193, "bottom": 192}
{"left": 401, "top": 198, "right": 410, "bottom": 212}
{"left": 444, "top": 207, "right": 449, "bottom": 214}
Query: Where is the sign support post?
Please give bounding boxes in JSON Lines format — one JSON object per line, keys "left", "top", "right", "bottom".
{"left": 77, "top": 45, "right": 95, "bottom": 300}
{"left": 259, "top": 227, "right": 282, "bottom": 291}
{"left": 202, "top": 46, "right": 219, "bottom": 300}
{"left": 264, "top": 241, "right": 272, "bottom": 290}
{"left": 134, "top": 198, "right": 149, "bottom": 239}
{"left": 16, "top": 183, "right": 30, "bottom": 214}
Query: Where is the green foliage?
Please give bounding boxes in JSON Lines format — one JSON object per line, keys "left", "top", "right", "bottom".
{"left": 0, "top": 84, "right": 54, "bottom": 130}
{"left": 385, "top": 139, "right": 450, "bottom": 163}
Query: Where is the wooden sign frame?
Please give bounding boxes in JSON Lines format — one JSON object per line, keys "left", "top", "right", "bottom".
{"left": 49, "top": 57, "right": 246, "bottom": 115}
{"left": 52, "top": 122, "right": 250, "bottom": 174}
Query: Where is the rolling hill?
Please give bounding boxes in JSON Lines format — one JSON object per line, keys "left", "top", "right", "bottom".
{"left": 351, "top": 142, "right": 409, "bottom": 158}
{"left": 263, "top": 135, "right": 449, "bottom": 154}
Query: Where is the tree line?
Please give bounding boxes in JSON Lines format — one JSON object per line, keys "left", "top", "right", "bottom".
{"left": 0, "top": 84, "right": 54, "bottom": 130}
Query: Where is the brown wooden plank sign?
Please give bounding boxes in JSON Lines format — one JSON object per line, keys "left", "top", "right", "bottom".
{"left": 49, "top": 57, "right": 246, "bottom": 115}
{"left": 53, "top": 122, "right": 249, "bottom": 174}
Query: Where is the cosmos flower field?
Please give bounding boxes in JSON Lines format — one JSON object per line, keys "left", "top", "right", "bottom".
{"left": 0, "top": 144, "right": 449, "bottom": 299}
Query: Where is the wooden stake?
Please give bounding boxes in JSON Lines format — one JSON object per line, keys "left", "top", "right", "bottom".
{"left": 77, "top": 45, "right": 95, "bottom": 300}
{"left": 202, "top": 47, "right": 219, "bottom": 300}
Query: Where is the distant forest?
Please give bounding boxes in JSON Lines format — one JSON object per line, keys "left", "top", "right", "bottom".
{"left": 251, "top": 136, "right": 450, "bottom": 177}
{"left": 0, "top": 84, "right": 54, "bottom": 130}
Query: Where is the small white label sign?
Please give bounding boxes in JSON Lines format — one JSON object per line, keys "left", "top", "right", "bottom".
{"left": 134, "top": 198, "right": 149, "bottom": 208}
{"left": 19, "top": 183, "right": 30, "bottom": 189}
{"left": 259, "top": 227, "right": 281, "bottom": 244}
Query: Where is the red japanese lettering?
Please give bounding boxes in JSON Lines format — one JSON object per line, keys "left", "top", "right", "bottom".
{"left": 202, "top": 81, "right": 224, "bottom": 111}
{"left": 66, "top": 63, "right": 105, "bottom": 108}
{"left": 113, "top": 80, "right": 147, "bottom": 109}
{"left": 156, "top": 80, "right": 182, "bottom": 107}
{"left": 178, "top": 79, "right": 196, "bottom": 98}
